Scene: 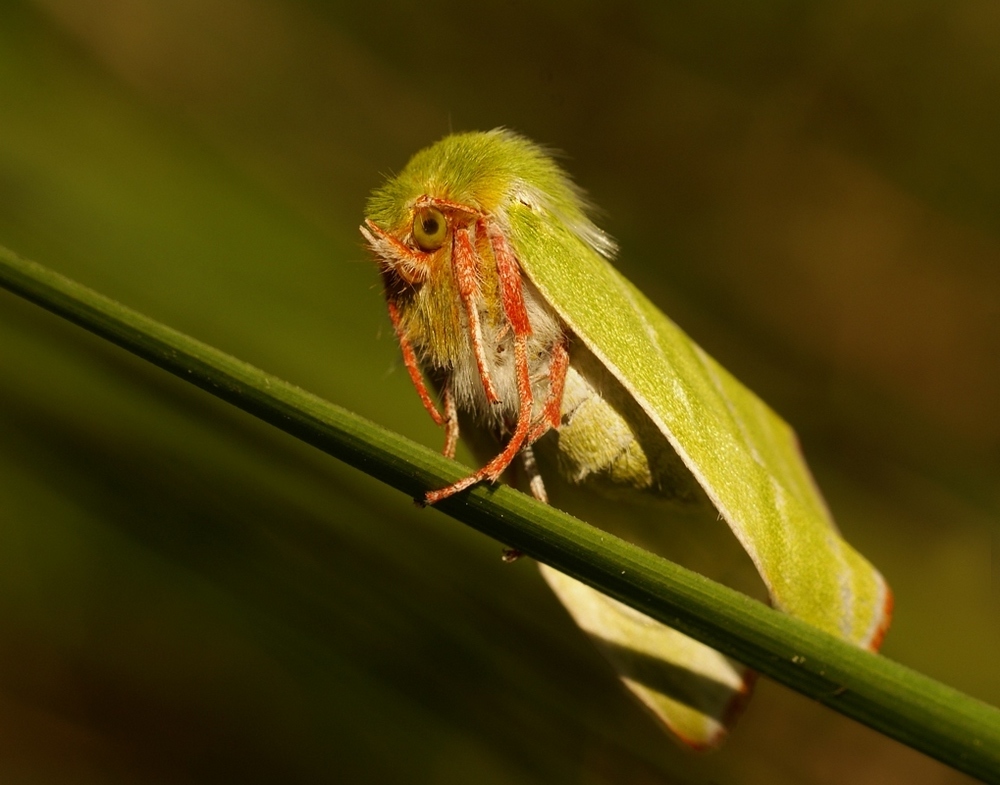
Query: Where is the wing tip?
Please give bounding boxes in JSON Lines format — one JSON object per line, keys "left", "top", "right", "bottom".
{"left": 866, "top": 584, "right": 895, "bottom": 652}
{"left": 665, "top": 668, "right": 758, "bottom": 752}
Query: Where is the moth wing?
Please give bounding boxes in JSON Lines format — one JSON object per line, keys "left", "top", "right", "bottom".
{"left": 509, "top": 206, "right": 891, "bottom": 744}
{"left": 539, "top": 564, "right": 753, "bottom": 749}
{"left": 511, "top": 206, "right": 891, "bottom": 648}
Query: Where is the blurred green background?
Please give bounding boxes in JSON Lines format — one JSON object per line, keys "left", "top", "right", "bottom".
{"left": 0, "top": 1, "right": 997, "bottom": 783}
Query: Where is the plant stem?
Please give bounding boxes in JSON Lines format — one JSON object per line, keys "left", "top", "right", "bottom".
{"left": 1, "top": 245, "right": 998, "bottom": 783}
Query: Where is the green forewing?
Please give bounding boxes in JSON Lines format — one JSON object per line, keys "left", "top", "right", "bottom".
{"left": 509, "top": 203, "right": 891, "bottom": 649}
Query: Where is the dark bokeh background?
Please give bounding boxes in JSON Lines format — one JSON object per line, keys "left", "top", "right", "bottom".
{"left": 0, "top": 1, "right": 996, "bottom": 783}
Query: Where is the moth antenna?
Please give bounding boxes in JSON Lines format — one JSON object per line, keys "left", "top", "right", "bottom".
{"left": 361, "top": 219, "right": 431, "bottom": 285}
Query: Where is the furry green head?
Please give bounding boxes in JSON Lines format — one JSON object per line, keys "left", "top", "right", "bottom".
{"left": 365, "top": 129, "right": 615, "bottom": 258}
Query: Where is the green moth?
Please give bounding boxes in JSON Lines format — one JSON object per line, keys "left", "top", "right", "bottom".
{"left": 362, "top": 129, "right": 892, "bottom": 748}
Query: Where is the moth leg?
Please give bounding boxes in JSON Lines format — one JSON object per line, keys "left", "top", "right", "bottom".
{"left": 488, "top": 227, "right": 569, "bottom": 447}
{"left": 521, "top": 443, "right": 548, "bottom": 504}
{"left": 476, "top": 222, "right": 538, "bottom": 482}
{"left": 424, "top": 334, "right": 533, "bottom": 504}
{"left": 386, "top": 300, "right": 447, "bottom": 427}
{"left": 424, "top": 224, "right": 535, "bottom": 505}
{"left": 528, "top": 336, "right": 570, "bottom": 444}
{"left": 500, "top": 444, "right": 549, "bottom": 563}
{"left": 441, "top": 384, "right": 459, "bottom": 459}
{"left": 452, "top": 225, "right": 500, "bottom": 404}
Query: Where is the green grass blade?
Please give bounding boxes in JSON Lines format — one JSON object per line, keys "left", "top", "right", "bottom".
{"left": 1, "top": 245, "right": 998, "bottom": 783}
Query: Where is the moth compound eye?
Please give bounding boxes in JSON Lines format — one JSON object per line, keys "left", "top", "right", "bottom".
{"left": 412, "top": 206, "right": 448, "bottom": 251}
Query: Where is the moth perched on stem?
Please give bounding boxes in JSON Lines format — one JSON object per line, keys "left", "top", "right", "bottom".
{"left": 362, "top": 130, "right": 892, "bottom": 748}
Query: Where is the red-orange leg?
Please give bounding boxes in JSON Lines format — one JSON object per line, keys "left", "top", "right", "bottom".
{"left": 527, "top": 337, "right": 569, "bottom": 444}
{"left": 425, "top": 222, "right": 536, "bottom": 505}
{"left": 482, "top": 332, "right": 534, "bottom": 484}
{"left": 425, "top": 333, "right": 534, "bottom": 504}
{"left": 504, "top": 341, "right": 568, "bottom": 557}
{"left": 452, "top": 225, "right": 500, "bottom": 404}
{"left": 488, "top": 223, "right": 531, "bottom": 335}
{"left": 386, "top": 300, "right": 446, "bottom": 428}
{"left": 495, "top": 216, "right": 567, "bottom": 447}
